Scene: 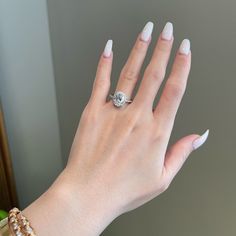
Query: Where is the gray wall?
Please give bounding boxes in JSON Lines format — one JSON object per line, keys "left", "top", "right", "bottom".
{"left": 0, "top": 0, "right": 63, "bottom": 208}
{"left": 0, "top": 0, "right": 235, "bottom": 235}
{"left": 47, "top": 0, "right": 236, "bottom": 235}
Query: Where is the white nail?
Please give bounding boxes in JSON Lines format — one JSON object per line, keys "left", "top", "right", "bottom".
{"left": 103, "top": 39, "right": 113, "bottom": 57}
{"left": 140, "top": 21, "right": 154, "bottom": 42}
{"left": 162, "top": 22, "right": 173, "bottom": 40}
{"left": 192, "top": 129, "right": 209, "bottom": 150}
{"left": 179, "top": 39, "right": 191, "bottom": 55}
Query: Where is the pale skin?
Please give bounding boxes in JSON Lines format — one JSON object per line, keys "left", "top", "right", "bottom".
{"left": 22, "top": 22, "right": 208, "bottom": 235}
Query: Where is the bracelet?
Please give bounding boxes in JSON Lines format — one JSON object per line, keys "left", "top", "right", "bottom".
{"left": 8, "top": 208, "right": 36, "bottom": 236}
{"left": 0, "top": 217, "right": 10, "bottom": 236}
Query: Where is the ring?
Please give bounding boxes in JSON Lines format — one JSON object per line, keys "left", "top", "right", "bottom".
{"left": 109, "top": 91, "right": 132, "bottom": 108}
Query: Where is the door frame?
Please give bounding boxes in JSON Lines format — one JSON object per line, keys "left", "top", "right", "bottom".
{"left": 0, "top": 101, "right": 18, "bottom": 210}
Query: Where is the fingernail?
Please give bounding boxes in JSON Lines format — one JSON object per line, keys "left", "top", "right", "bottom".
{"left": 179, "top": 39, "right": 191, "bottom": 55}
{"left": 192, "top": 129, "right": 209, "bottom": 150}
{"left": 161, "top": 22, "right": 173, "bottom": 41}
{"left": 140, "top": 21, "right": 154, "bottom": 42}
{"left": 103, "top": 39, "right": 113, "bottom": 58}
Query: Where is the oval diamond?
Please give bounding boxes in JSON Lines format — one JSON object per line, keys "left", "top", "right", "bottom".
{"left": 113, "top": 91, "right": 126, "bottom": 107}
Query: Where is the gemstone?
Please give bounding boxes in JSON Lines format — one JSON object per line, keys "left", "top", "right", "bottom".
{"left": 16, "top": 231, "right": 23, "bottom": 236}
{"left": 113, "top": 91, "right": 126, "bottom": 107}
{"left": 26, "top": 226, "right": 33, "bottom": 233}
{"left": 10, "top": 217, "right": 16, "bottom": 223}
{"left": 22, "top": 219, "right": 28, "bottom": 226}
{"left": 13, "top": 223, "right": 19, "bottom": 230}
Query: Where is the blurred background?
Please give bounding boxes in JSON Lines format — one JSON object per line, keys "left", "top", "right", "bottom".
{"left": 0, "top": 0, "right": 236, "bottom": 235}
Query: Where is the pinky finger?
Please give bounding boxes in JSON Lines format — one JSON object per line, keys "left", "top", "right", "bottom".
{"left": 90, "top": 39, "right": 113, "bottom": 107}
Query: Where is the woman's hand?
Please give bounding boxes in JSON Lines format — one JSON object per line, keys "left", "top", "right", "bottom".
{"left": 22, "top": 21, "right": 209, "bottom": 236}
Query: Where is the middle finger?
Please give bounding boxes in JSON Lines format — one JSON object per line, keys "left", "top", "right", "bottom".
{"left": 133, "top": 22, "right": 174, "bottom": 110}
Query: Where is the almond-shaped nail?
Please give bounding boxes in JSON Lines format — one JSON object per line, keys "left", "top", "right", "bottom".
{"left": 192, "top": 129, "right": 209, "bottom": 150}
{"left": 161, "top": 22, "right": 173, "bottom": 40}
{"left": 179, "top": 39, "right": 190, "bottom": 55}
{"left": 140, "top": 21, "right": 154, "bottom": 42}
{"left": 103, "top": 39, "right": 113, "bottom": 58}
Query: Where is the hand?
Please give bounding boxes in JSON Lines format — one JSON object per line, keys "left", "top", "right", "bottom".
{"left": 22, "top": 21, "right": 209, "bottom": 236}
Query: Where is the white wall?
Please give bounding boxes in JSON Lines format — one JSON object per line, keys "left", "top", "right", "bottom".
{"left": 0, "top": 0, "right": 63, "bottom": 208}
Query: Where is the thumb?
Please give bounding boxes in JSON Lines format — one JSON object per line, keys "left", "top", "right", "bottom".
{"left": 163, "top": 129, "right": 209, "bottom": 183}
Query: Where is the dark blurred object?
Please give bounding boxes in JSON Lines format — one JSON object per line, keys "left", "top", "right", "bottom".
{"left": 0, "top": 101, "right": 18, "bottom": 211}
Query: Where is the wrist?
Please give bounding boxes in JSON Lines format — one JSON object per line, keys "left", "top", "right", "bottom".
{"left": 22, "top": 168, "right": 119, "bottom": 235}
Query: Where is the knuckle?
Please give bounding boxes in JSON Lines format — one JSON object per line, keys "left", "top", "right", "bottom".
{"left": 94, "top": 77, "right": 108, "bottom": 88}
{"left": 148, "top": 68, "right": 166, "bottom": 81}
{"left": 157, "top": 40, "right": 171, "bottom": 53}
{"left": 134, "top": 40, "right": 147, "bottom": 54}
{"left": 164, "top": 80, "right": 186, "bottom": 100}
{"left": 174, "top": 55, "right": 190, "bottom": 71}
{"left": 121, "top": 68, "right": 137, "bottom": 82}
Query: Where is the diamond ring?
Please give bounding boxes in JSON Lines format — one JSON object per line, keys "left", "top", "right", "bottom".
{"left": 109, "top": 91, "right": 132, "bottom": 108}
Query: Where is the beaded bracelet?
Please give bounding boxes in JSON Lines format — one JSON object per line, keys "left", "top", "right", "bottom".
{"left": 8, "top": 207, "right": 36, "bottom": 236}
{"left": 0, "top": 217, "right": 10, "bottom": 236}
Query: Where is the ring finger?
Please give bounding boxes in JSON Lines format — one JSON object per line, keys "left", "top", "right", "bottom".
{"left": 111, "top": 21, "right": 154, "bottom": 107}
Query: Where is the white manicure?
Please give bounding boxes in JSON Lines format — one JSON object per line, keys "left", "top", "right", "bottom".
{"left": 103, "top": 39, "right": 113, "bottom": 57}
{"left": 140, "top": 21, "right": 154, "bottom": 42}
{"left": 162, "top": 22, "right": 173, "bottom": 40}
{"left": 192, "top": 129, "right": 209, "bottom": 150}
{"left": 179, "top": 39, "right": 191, "bottom": 55}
